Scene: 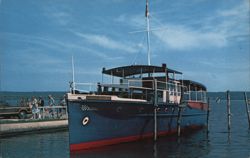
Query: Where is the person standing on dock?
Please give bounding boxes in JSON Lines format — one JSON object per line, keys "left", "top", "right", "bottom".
{"left": 38, "top": 96, "right": 44, "bottom": 107}
{"left": 48, "top": 95, "right": 55, "bottom": 118}
{"left": 38, "top": 96, "right": 45, "bottom": 118}
{"left": 31, "top": 96, "right": 40, "bottom": 119}
{"left": 59, "top": 95, "right": 66, "bottom": 117}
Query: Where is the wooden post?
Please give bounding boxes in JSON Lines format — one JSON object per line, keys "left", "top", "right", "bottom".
{"left": 244, "top": 92, "right": 250, "bottom": 129}
{"left": 154, "top": 107, "right": 157, "bottom": 141}
{"left": 154, "top": 79, "right": 158, "bottom": 141}
{"left": 65, "top": 106, "right": 68, "bottom": 119}
{"left": 206, "top": 97, "right": 210, "bottom": 134}
{"left": 42, "top": 107, "right": 45, "bottom": 119}
{"left": 177, "top": 107, "right": 182, "bottom": 137}
{"left": 153, "top": 142, "right": 158, "bottom": 157}
{"left": 226, "top": 90, "right": 231, "bottom": 131}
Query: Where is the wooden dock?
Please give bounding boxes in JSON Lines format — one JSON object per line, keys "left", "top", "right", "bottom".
{"left": 0, "top": 119, "right": 68, "bottom": 137}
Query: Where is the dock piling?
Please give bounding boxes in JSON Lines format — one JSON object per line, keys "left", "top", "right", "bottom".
{"left": 154, "top": 107, "right": 157, "bottom": 141}
{"left": 206, "top": 97, "right": 210, "bottom": 134}
{"left": 226, "top": 90, "right": 231, "bottom": 131}
{"left": 177, "top": 107, "right": 182, "bottom": 137}
{"left": 153, "top": 79, "right": 158, "bottom": 141}
{"left": 244, "top": 92, "right": 250, "bottom": 129}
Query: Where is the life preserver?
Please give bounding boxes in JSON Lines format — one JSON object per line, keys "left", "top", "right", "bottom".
{"left": 82, "top": 116, "right": 89, "bottom": 125}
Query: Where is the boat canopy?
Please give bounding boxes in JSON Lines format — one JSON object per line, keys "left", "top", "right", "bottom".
{"left": 181, "top": 80, "right": 207, "bottom": 91}
{"left": 102, "top": 64, "right": 182, "bottom": 77}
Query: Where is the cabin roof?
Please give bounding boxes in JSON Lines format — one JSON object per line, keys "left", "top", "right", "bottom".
{"left": 102, "top": 64, "right": 182, "bottom": 77}
{"left": 181, "top": 80, "right": 207, "bottom": 91}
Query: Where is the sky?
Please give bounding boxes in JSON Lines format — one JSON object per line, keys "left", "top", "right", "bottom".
{"left": 0, "top": 0, "right": 249, "bottom": 92}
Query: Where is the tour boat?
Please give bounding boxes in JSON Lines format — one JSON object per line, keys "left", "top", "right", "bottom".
{"left": 66, "top": 0, "right": 208, "bottom": 152}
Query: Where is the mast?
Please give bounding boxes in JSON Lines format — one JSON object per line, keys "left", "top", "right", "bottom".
{"left": 145, "top": 0, "right": 151, "bottom": 65}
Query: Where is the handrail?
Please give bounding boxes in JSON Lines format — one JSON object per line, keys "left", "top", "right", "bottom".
{"left": 71, "top": 79, "right": 207, "bottom": 103}
{"left": 72, "top": 80, "right": 185, "bottom": 95}
{"left": 0, "top": 106, "right": 68, "bottom": 119}
{"left": 38, "top": 106, "right": 68, "bottom": 119}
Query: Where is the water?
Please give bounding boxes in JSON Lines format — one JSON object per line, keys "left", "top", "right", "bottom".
{"left": 0, "top": 132, "right": 69, "bottom": 158}
{"left": 1, "top": 93, "right": 250, "bottom": 158}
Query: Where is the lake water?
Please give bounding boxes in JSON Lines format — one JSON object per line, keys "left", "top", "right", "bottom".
{"left": 1, "top": 93, "right": 250, "bottom": 158}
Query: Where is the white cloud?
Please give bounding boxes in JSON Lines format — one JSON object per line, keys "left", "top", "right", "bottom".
{"left": 0, "top": 32, "right": 73, "bottom": 52}
{"left": 215, "top": 0, "right": 249, "bottom": 35}
{"left": 73, "top": 32, "right": 137, "bottom": 53}
{"left": 115, "top": 0, "right": 249, "bottom": 51}
{"left": 50, "top": 11, "right": 72, "bottom": 26}
{"left": 217, "top": 0, "right": 249, "bottom": 17}
{"left": 116, "top": 12, "right": 228, "bottom": 51}
{"left": 153, "top": 24, "right": 227, "bottom": 50}
{"left": 153, "top": 0, "right": 249, "bottom": 51}
{"left": 42, "top": 3, "right": 73, "bottom": 27}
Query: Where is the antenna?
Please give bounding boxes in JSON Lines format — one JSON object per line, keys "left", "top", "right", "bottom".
{"left": 71, "top": 55, "right": 75, "bottom": 94}
{"left": 130, "top": 0, "right": 161, "bottom": 65}
{"left": 145, "top": 0, "right": 151, "bottom": 65}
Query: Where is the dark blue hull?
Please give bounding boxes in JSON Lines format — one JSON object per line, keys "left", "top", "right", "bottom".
{"left": 67, "top": 100, "right": 207, "bottom": 151}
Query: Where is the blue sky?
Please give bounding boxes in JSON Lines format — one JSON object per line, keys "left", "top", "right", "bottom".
{"left": 0, "top": 0, "right": 249, "bottom": 92}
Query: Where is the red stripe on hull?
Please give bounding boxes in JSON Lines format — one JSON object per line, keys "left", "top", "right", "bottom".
{"left": 70, "top": 125, "right": 203, "bottom": 152}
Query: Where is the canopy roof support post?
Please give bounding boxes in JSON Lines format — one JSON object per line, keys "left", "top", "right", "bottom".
{"left": 165, "top": 69, "right": 168, "bottom": 93}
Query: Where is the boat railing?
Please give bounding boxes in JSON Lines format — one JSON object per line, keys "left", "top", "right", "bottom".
{"left": 127, "top": 79, "right": 183, "bottom": 94}
{"left": 183, "top": 90, "right": 207, "bottom": 103}
{"left": 0, "top": 105, "right": 68, "bottom": 120}
{"left": 38, "top": 106, "right": 68, "bottom": 120}
{"left": 0, "top": 95, "right": 64, "bottom": 107}
{"left": 72, "top": 79, "right": 188, "bottom": 104}
{"left": 73, "top": 80, "right": 183, "bottom": 94}
{"left": 128, "top": 80, "right": 207, "bottom": 104}
{"left": 127, "top": 79, "right": 154, "bottom": 90}
{"left": 73, "top": 80, "right": 207, "bottom": 102}
{"left": 73, "top": 83, "right": 98, "bottom": 93}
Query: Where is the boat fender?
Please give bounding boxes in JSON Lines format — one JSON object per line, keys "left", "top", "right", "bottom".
{"left": 82, "top": 116, "right": 90, "bottom": 126}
